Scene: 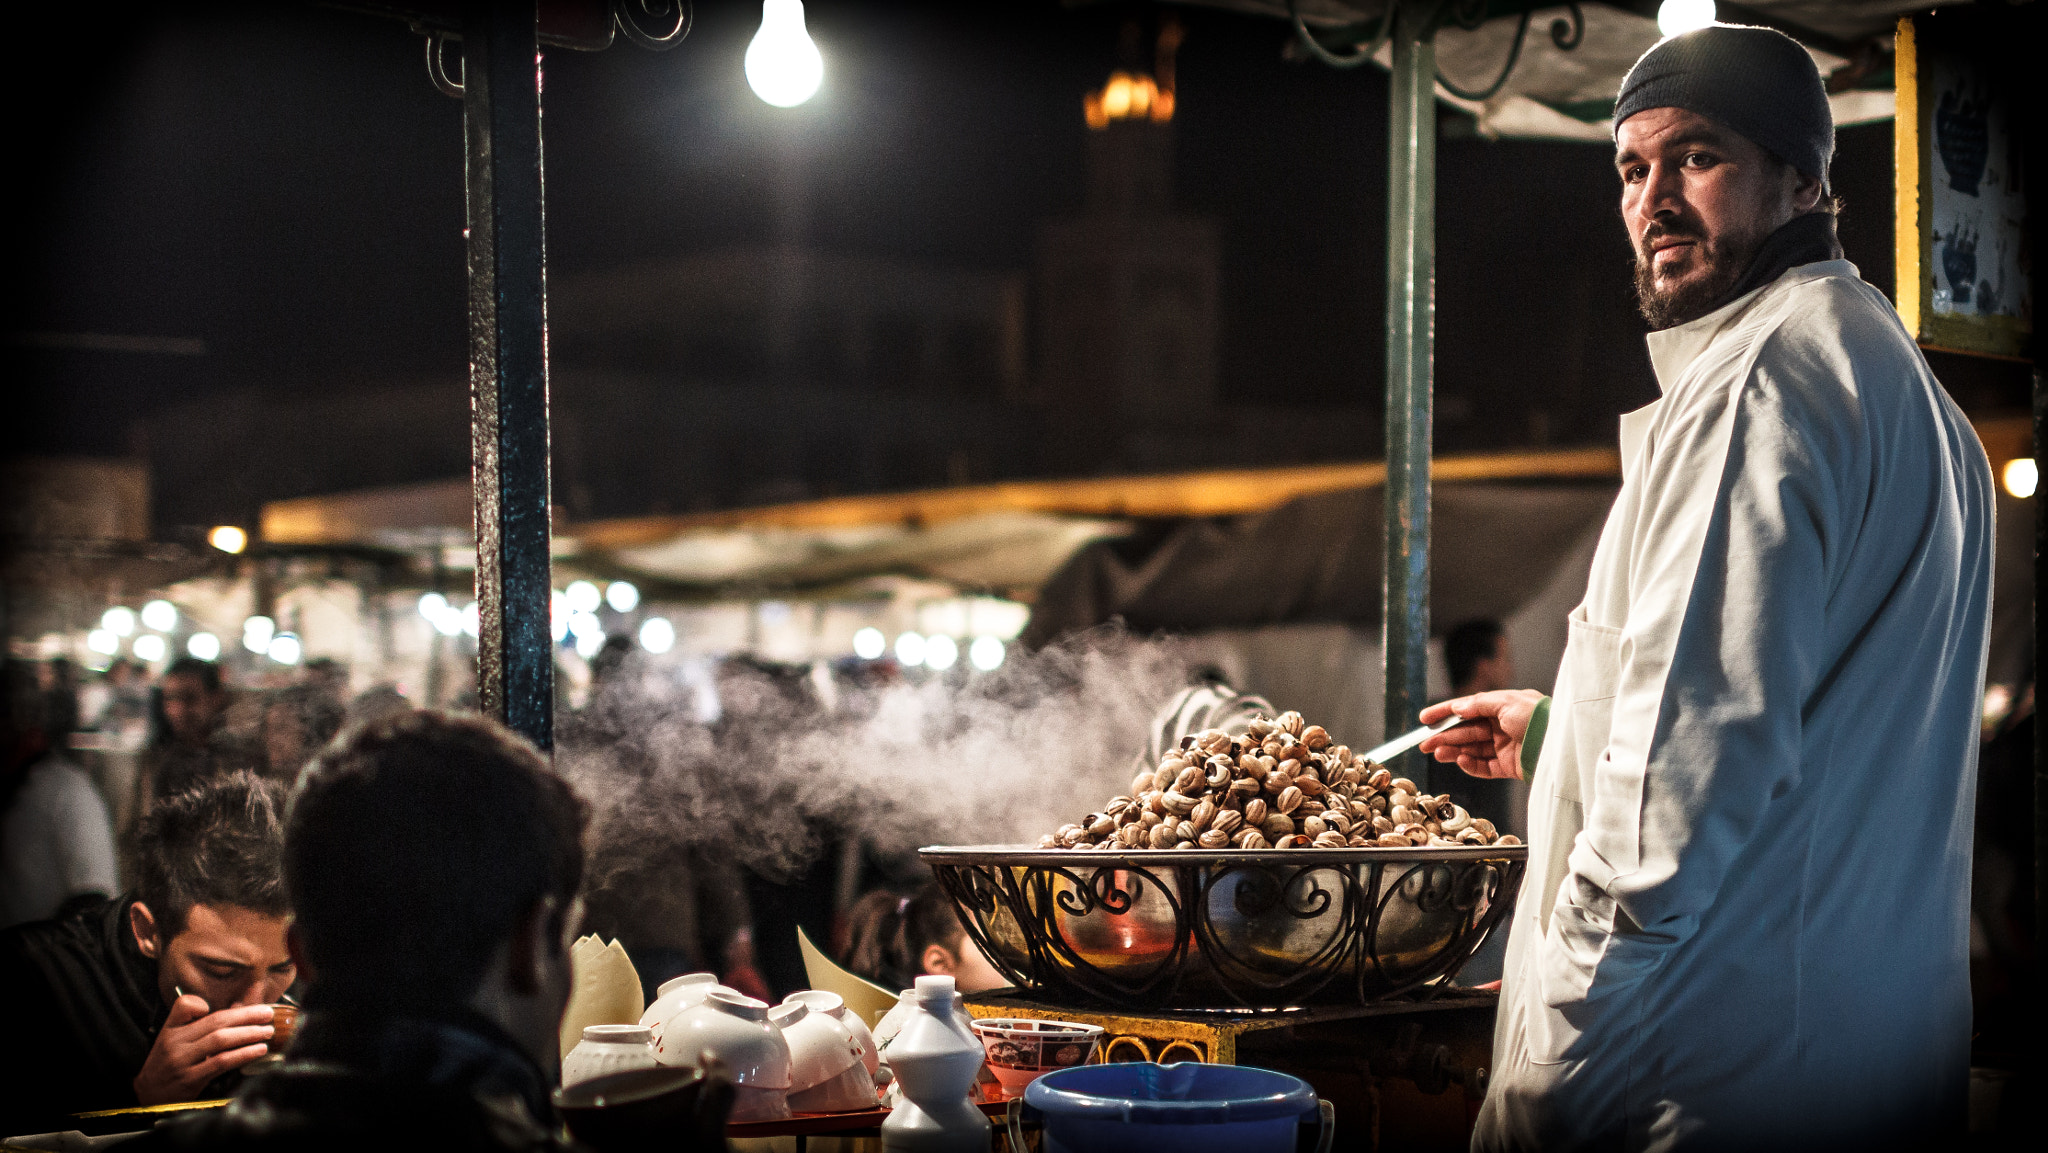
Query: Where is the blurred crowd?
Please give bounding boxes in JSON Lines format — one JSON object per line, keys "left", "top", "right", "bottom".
{"left": 1, "top": 643, "right": 1006, "bottom": 1004}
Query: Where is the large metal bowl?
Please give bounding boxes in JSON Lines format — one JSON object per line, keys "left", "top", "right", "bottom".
{"left": 922, "top": 844, "right": 1524, "bottom": 1012}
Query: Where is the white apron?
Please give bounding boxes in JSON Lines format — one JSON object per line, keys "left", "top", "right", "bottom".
{"left": 1474, "top": 261, "right": 1992, "bottom": 1151}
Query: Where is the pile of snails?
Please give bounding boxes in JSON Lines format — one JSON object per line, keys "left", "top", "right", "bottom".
{"left": 1039, "top": 710, "right": 1521, "bottom": 851}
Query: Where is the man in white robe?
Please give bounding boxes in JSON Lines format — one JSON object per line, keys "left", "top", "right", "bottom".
{"left": 1420, "top": 25, "right": 1993, "bottom": 1151}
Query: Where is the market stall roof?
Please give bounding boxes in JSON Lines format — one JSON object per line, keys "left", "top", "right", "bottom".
{"left": 1186, "top": 1, "right": 1957, "bottom": 140}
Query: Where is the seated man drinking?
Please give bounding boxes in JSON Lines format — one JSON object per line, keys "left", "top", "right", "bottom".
{"left": 0, "top": 771, "right": 293, "bottom": 1132}
{"left": 150, "top": 709, "right": 588, "bottom": 1150}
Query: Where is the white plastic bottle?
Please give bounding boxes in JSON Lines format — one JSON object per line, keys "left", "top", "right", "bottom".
{"left": 879, "top": 976, "right": 990, "bottom": 1152}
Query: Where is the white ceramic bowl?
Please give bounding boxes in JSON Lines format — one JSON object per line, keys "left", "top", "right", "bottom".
{"left": 771, "top": 1000, "right": 875, "bottom": 1111}
{"left": 654, "top": 990, "right": 793, "bottom": 1093}
{"left": 785, "top": 990, "right": 880, "bottom": 1079}
{"left": 642, "top": 973, "right": 727, "bottom": 1046}
{"left": 562, "top": 1024, "right": 659, "bottom": 1087}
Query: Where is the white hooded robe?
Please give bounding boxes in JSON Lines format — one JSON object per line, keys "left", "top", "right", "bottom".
{"left": 1474, "top": 260, "right": 1993, "bottom": 1151}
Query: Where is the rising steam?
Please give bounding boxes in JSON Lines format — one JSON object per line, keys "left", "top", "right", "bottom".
{"left": 556, "top": 627, "right": 1200, "bottom": 890}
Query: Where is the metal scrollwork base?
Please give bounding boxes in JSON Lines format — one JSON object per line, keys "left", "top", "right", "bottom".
{"left": 924, "top": 844, "right": 1525, "bottom": 1012}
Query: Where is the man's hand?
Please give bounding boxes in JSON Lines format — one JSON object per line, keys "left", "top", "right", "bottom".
{"left": 132, "top": 995, "right": 275, "bottom": 1105}
{"left": 1418, "top": 690, "right": 1547, "bottom": 780}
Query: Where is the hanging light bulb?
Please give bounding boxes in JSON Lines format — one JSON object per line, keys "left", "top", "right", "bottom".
{"left": 1657, "top": 0, "right": 1716, "bottom": 37}
{"left": 746, "top": 0, "right": 824, "bottom": 108}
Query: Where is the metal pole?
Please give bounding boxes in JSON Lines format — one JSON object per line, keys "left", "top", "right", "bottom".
{"left": 2034, "top": 367, "right": 2044, "bottom": 977}
{"left": 1383, "top": 0, "right": 1435, "bottom": 784}
{"left": 463, "top": 0, "right": 554, "bottom": 751}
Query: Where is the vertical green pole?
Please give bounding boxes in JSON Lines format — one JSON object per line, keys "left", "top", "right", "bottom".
{"left": 1383, "top": 1, "right": 1435, "bottom": 783}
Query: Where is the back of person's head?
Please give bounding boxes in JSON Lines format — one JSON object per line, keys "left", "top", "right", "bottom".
{"left": 263, "top": 685, "right": 346, "bottom": 761}
{"left": 1446, "top": 619, "right": 1505, "bottom": 690}
{"left": 163, "top": 656, "right": 223, "bottom": 695}
{"left": 286, "top": 710, "right": 586, "bottom": 1009}
{"left": 135, "top": 771, "right": 289, "bottom": 937}
{"left": 843, "top": 882, "right": 963, "bottom": 993}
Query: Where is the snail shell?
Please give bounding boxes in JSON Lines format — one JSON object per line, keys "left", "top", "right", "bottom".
{"left": 1211, "top": 809, "right": 1245, "bottom": 836}
{"left": 1188, "top": 799, "right": 1217, "bottom": 832}
{"left": 1302, "top": 815, "right": 1328, "bottom": 838}
{"left": 1439, "top": 805, "right": 1472, "bottom": 833}
{"left": 1235, "top": 829, "right": 1271, "bottom": 850}
{"left": 1197, "top": 828, "right": 1231, "bottom": 849}
{"left": 1301, "top": 725, "right": 1331, "bottom": 751}
{"left": 1276, "top": 834, "right": 1310, "bottom": 849}
{"left": 1375, "top": 833, "right": 1409, "bottom": 847}
{"left": 1174, "top": 766, "right": 1205, "bottom": 793}
{"left": 1243, "top": 798, "right": 1269, "bottom": 825}
{"left": 1276, "top": 786, "right": 1304, "bottom": 815}
{"left": 1161, "top": 790, "right": 1198, "bottom": 816}
{"left": 1313, "top": 830, "right": 1347, "bottom": 848}
{"left": 1148, "top": 822, "right": 1178, "bottom": 849}
{"left": 1261, "top": 814, "right": 1297, "bottom": 838}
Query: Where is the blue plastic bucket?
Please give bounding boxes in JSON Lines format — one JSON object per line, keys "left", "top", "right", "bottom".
{"left": 1010, "top": 1062, "right": 1329, "bottom": 1153}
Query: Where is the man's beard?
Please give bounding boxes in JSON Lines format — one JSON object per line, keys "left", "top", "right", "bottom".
{"left": 1631, "top": 220, "right": 1758, "bottom": 330}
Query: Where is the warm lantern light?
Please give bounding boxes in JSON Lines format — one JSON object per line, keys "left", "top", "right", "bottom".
{"left": 746, "top": 0, "right": 823, "bottom": 108}
{"left": 1084, "top": 70, "right": 1173, "bottom": 130}
{"left": 923, "top": 634, "right": 959, "bottom": 671}
{"left": 2002, "top": 457, "right": 2036, "bottom": 499}
{"left": 132, "top": 634, "right": 166, "bottom": 663}
{"left": 186, "top": 632, "right": 221, "bottom": 661}
{"left": 209, "top": 525, "right": 248, "bottom": 554}
{"left": 141, "top": 600, "right": 178, "bottom": 632}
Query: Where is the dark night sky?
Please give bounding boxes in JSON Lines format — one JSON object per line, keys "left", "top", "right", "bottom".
{"left": 6, "top": 1, "right": 2003, "bottom": 516}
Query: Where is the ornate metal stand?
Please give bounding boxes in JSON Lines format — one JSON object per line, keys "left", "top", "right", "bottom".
{"left": 924, "top": 845, "right": 1524, "bottom": 1012}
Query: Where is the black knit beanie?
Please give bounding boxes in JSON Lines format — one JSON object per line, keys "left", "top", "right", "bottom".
{"left": 1613, "top": 24, "right": 1834, "bottom": 190}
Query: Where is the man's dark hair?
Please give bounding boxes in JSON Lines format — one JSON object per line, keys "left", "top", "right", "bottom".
{"left": 162, "top": 656, "right": 223, "bottom": 694}
{"left": 286, "top": 710, "right": 586, "bottom": 1008}
{"left": 1446, "top": 619, "right": 1505, "bottom": 690}
{"left": 134, "top": 771, "right": 289, "bottom": 938}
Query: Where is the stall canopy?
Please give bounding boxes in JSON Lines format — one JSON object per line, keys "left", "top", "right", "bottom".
{"left": 1202, "top": 0, "right": 1957, "bottom": 141}
{"left": 1018, "top": 481, "right": 1620, "bottom": 645}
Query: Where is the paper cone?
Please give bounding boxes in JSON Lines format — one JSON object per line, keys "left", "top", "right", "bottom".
{"left": 559, "top": 936, "right": 646, "bottom": 1060}
{"left": 796, "top": 926, "right": 900, "bottom": 1030}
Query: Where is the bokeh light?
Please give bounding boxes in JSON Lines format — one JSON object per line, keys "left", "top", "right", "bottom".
{"left": 852, "top": 626, "right": 886, "bottom": 660}
{"left": 141, "top": 600, "right": 178, "bottom": 632}
{"left": 639, "top": 616, "right": 676, "bottom": 654}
